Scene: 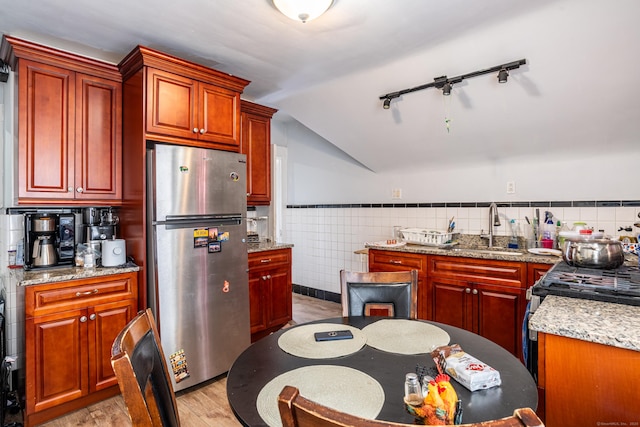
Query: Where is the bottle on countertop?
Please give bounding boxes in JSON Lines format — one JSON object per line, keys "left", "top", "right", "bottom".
{"left": 404, "top": 373, "right": 423, "bottom": 406}
{"left": 509, "top": 219, "right": 519, "bottom": 249}
{"left": 557, "top": 221, "right": 570, "bottom": 249}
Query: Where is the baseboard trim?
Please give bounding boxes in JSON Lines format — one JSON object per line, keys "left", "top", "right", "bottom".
{"left": 292, "top": 284, "right": 341, "bottom": 304}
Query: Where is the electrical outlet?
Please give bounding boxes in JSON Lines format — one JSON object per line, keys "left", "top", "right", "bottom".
{"left": 391, "top": 188, "right": 402, "bottom": 199}
{"left": 506, "top": 181, "right": 516, "bottom": 194}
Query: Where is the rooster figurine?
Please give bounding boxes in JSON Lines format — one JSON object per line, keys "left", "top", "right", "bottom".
{"left": 435, "top": 373, "right": 458, "bottom": 424}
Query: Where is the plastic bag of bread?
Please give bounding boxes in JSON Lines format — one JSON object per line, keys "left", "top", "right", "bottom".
{"left": 431, "top": 344, "right": 501, "bottom": 392}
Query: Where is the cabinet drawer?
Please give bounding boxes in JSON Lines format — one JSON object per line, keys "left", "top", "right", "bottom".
{"left": 368, "top": 250, "right": 427, "bottom": 271}
{"left": 25, "top": 272, "right": 138, "bottom": 317}
{"left": 248, "top": 249, "right": 291, "bottom": 270}
{"left": 429, "top": 255, "right": 524, "bottom": 288}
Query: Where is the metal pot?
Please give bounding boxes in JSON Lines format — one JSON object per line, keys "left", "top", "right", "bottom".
{"left": 562, "top": 238, "right": 625, "bottom": 269}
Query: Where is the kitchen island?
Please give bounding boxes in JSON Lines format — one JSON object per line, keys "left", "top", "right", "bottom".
{"left": 529, "top": 296, "right": 640, "bottom": 426}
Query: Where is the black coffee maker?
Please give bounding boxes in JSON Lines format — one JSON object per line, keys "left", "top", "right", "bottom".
{"left": 24, "top": 213, "right": 76, "bottom": 270}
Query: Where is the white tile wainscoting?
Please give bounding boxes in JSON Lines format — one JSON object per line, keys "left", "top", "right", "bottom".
{"left": 284, "top": 201, "right": 640, "bottom": 295}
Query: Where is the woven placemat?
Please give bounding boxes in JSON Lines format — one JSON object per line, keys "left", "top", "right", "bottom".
{"left": 257, "top": 365, "right": 385, "bottom": 427}
{"left": 362, "top": 319, "right": 450, "bottom": 354}
{"left": 278, "top": 323, "right": 366, "bottom": 359}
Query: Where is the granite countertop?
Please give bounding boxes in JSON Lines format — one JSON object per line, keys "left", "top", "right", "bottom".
{"left": 247, "top": 242, "right": 294, "bottom": 253}
{"left": 364, "top": 242, "right": 561, "bottom": 264}
{"left": 529, "top": 295, "right": 640, "bottom": 352}
{"left": 13, "top": 243, "right": 293, "bottom": 286}
{"left": 11, "top": 264, "right": 140, "bottom": 286}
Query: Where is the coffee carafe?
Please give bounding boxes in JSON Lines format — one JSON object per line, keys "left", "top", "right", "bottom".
{"left": 32, "top": 234, "right": 57, "bottom": 267}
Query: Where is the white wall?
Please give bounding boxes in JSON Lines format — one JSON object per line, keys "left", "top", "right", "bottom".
{"left": 276, "top": 120, "right": 639, "bottom": 205}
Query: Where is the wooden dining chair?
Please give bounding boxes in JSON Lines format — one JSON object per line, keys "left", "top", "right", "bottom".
{"left": 111, "top": 308, "right": 181, "bottom": 427}
{"left": 340, "top": 270, "right": 418, "bottom": 319}
{"left": 278, "top": 385, "right": 544, "bottom": 427}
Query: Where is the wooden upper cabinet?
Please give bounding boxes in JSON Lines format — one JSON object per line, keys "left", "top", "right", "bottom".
{"left": 146, "top": 68, "right": 197, "bottom": 139}
{"left": 241, "top": 100, "right": 278, "bottom": 206}
{"left": 75, "top": 73, "right": 122, "bottom": 200}
{"left": 120, "top": 45, "right": 250, "bottom": 151}
{"left": 1, "top": 36, "right": 122, "bottom": 204}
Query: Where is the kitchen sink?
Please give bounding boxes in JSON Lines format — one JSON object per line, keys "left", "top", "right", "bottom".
{"left": 449, "top": 247, "right": 524, "bottom": 256}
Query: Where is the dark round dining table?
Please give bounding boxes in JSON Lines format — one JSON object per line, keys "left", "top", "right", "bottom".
{"left": 226, "top": 317, "right": 537, "bottom": 426}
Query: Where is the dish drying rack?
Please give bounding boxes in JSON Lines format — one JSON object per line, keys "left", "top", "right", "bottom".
{"left": 400, "top": 228, "right": 458, "bottom": 247}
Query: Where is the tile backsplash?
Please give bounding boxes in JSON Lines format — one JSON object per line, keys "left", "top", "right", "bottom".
{"left": 284, "top": 201, "right": 640, "bottom": 294}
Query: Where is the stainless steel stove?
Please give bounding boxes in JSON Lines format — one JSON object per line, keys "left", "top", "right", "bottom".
{"left": 532, "top": 261, "right": 640, "bottom": 306}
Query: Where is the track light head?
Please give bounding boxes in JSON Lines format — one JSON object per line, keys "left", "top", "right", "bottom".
{"left": 383, "top": 97, "right": 392, "bottom": 109}
{"left": 442, "top": 82, "right": 452, "bottom": 96}
{"left": 497, "top": 68, "right": 509, "bottom": 83}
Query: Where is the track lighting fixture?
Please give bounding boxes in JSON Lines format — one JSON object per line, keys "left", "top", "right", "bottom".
{"left": 497, "top": 68, "right": 509, "bottom": 83}
{"left": 379, "top": 58, "right": 526, "bottom": 109}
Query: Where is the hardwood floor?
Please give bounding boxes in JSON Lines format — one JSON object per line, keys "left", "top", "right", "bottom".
{"left": 17, "top": 294, "right": 341, "bottom": 426}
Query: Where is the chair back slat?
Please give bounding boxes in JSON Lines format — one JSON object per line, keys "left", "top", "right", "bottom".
{"left": 340, "top": 270, "right": 418, "bottom": 319}
{"left": 278, "top": 385, "right": 544, "bottom": 427}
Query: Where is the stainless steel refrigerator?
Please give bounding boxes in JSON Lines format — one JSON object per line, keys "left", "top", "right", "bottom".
{"left": 146, "top": 143, "right": 250, "bottom": 391}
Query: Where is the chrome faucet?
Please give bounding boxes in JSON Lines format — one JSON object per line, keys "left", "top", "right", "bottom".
{"left": 485, "top": 202, "right": 501, "bottom": 247}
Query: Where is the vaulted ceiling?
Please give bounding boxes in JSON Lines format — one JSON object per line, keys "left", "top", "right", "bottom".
{"left": 2, "top": 0, "right": 639, "bottom": 172}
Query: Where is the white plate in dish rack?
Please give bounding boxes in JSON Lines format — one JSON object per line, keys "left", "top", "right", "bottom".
{"left": 528, "top": 248, "right": 562, "bottom": 256}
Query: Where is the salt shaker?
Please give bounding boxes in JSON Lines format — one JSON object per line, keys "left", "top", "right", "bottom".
{"left": 404, "top": 373, "right": 423, "bottom": 406}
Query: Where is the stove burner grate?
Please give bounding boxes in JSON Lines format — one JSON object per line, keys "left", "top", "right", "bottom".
{"left": 534, "top": 262, "right": 640, "bottom": 304}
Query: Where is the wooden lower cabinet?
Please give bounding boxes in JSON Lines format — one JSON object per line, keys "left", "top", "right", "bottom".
{"left": 428, "top": 255, "right": 526, "bottom": 359}
{"left": 368, "top": 249, "right": 430, "bottom": 319}
{"left": 248, "top": 248, "right": 292, "bottom": 342}
{"left": 538, "top": 332, "right": 640, "bottom": 426}
{"left": 24, "top": 272, "right": 138, "bottom": 427}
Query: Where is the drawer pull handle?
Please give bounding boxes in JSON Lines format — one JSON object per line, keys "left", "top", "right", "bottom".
{"left": 76, "top": 289, "right": 99, "bottom": 297}
{"left": 260, "top": 259, "right": 272, "bottom": 263}
{"left": 390, "top": 260, "right": 402, "bottom": 264}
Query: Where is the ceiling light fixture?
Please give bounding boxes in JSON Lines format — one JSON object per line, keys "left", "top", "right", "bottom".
{"left": 383, "top": 97, "right": 392, "bottom": 109}
{"left": 497, "top": 68, "right": 509, "bottom": 83}
{"left": 273, "top": 0, "right": 334, "bottom": 23}
{"left": 379, "top": 59, "right": 526, "bottom": 108}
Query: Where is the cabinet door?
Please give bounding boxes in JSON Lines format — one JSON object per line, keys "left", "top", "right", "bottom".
{"left": 267, "top": 265, "right": 292, "bottom": 328}
{"left": 527, "top": 262, "right": 552, "bottom": 287}
{"left": 146, "top": 68, "right": 197, "bottom": 139}
{"left": 18, "top": 60, "right": 75, "bottom": 200}
{"left": 242, "top": 111, "right": 271, "bottom": 205}
{"left": 248, "top": 270, "right": 268, "bottom": 334}
{"left": 431, "top": 277, "right": 470, "bottom": 330}
{"left": 88, "top": 299, "right": 136, "bottom": 392}
{"left": 27, "top": 309, "right": 87, "bottom": 414}
{"left": 75, "top": 73, "right": 122, "bottom": 200}
{"left": 476, "top": 284, "right": 524, "bottom": 357}
{"left": 199, "top": 82, "right": 240, "bottom": 148}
